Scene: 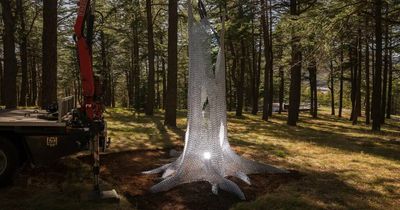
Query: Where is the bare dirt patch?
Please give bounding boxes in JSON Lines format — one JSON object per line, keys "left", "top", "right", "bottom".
{"left": 80, "top": 149, "right": 301, "bottom": 210}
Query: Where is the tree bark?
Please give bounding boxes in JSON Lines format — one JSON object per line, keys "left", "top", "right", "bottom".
{"left": 229, "top": 40, "right": 237, "bottom": 113}
{"left": 236, "top": 38, "right": 245, "bottom": 117}
{"left": 165, "top": 0, "right": 178, "bottom": 126}
{"left": 349, "top": 45, "right": 355, "bottom": 120}
{"left": 127, "top": 42, "right": 134, "bottom": 108}
{"left": 41, "top": 0, "right": 58, "bottom": 108}
{"left": 277, "top": 37, "right": 284, "bottom": 115}
{"left": 357, "top": 37, "right": 362, "bottom": 117}
{"left": 133, "top": 28, "right": 140, "bottom": 111}
{"left": 17, "top": 0, "right": 28, "bottom": 106}
{"left": 372, "top": 0, "right": 382, "bottom": 131}
{"left": 160, "top": 34, "right": 167, "bottom": 110}
{"left": 381, "top": 10, "right": 389, "bottom": 123}
{"left": 245, "top": 46, "right": 251, "bottom": 112}
{"left": 30, "top": 53, "right": 37, "bottom": 106}
{"left": 0, "top": 0, "right": 18, "bottom": 108}
{"left": 156, "top": 56, "right": 161, "bottom": 109}
{"left": 386, "top": 42, "right": 393, "bottom": 119}
{"left": 278, "top": 65, "right": 284, "bottom": 114}
{"left": 145, "top": 0, "right": 155, "bottom": 116}
{"left": 352, "top": 32, "right": 362, "bottom": 125}
{"left": 261, "top": 0, "right": 271, "bottom": 121}
{"left": 365, "top": 26, "right": 371, "bottom": 125}
{"left": 287, "top": 0, "right": 302, "bottom": 126}
{"left": 371, "top": 41, "right": 375, "bottom": 120}
{"left": 268, "top": 0, "right": 274, "bottom": 116}
{"left": 339, "top": 46, "right": 344, "bottom": 117}
{"left": 100, "top": 31, "right": 111, "bottom": 106}
{"left": 308, "top": 59, "right": 317, "bottom": 118}
{"left": 251, "top": 18, "right": 260, "bottom": 115}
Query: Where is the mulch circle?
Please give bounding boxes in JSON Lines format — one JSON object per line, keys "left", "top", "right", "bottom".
{"left": 80, "top": 149, "right": 302, "bottom": 210}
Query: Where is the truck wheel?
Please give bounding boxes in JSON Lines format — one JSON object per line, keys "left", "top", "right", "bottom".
{"left": 0, "top": 138, "right": 19, "bottom": 187}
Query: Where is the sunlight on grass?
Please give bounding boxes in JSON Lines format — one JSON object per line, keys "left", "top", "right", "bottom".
{"left": 104, "top": 108, "right": 186, "bottom": 152}
{"left": 104, "top": 107, "right": 400, "bottom": 210}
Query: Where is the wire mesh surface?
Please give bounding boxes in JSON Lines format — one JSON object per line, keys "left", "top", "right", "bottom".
{"left": 144, "top": 1, "right": 287, "bottom": 200}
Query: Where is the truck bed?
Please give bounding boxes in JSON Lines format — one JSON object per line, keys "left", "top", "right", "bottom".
{"left": 0, "top": 109, "right": 66, "bottom": 127}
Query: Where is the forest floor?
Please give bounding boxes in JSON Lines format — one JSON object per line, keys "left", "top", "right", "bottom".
{"left": 0, "top": 107, "right": 399, "bottom": 210}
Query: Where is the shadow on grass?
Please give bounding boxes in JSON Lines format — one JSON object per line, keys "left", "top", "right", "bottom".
{"left": 234, "top": 167, "right": 385, "bottom": 210}
{"left": 101, "top": 109, "right": 399, "bottom": 209}
{"left": 108, "top": 108, "right": 399, "bottom": 161}
{"left": 229, "top": 112, "right": 400, "bottom": 162}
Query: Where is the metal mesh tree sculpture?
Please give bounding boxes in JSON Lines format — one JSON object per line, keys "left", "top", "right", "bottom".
{"left": 144, "top": 1, "right": 287, "bottom": 200}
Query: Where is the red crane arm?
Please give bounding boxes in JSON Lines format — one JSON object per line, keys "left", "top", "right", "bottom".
{"left": 74, "top": 0, "right": 95, "bottom": 120}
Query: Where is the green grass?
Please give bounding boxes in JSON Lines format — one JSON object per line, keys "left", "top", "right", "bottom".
{"left": 105, "top": 107, "right": 400, "bottom": 210}
{"left": 227, "top": 108, "right": 400, "bottom": 210}
{"left": 1, "top": 107, "right": 399, "bottom": 210}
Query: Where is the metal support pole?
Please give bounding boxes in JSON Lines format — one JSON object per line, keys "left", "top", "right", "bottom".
{"left": 92, "top": 134, "right": 100, "bottom": 193}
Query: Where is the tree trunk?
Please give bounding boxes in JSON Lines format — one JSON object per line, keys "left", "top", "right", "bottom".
{"left": 371, "top": 41, "right": 375, "bottom": 120}
{"left": 160, "top": 34, "right": 167, "bottom": 110}
{"left": 372, "top": 0, "right": 382, "bottom": 131}
{"left": 308, "top": 60, "right": 317, "bottom": 118}
{"left": 161, "top": 56, "right": 167, "bottom": 109}
{"left": 245, "top": 46, "right": 252, "bottom": 112}
{"left": 365, "top": 25, "right": 371, "bottom": 125}
{"left": 339, "top": 47, "right": 344, "bottom": 117}
{"left": 30, "top": 54, "right": 37, "bottom": 106}
{"left": 386, "top": 41, "right": 393, "bottom": 119}
{"left": 0, "top": 0, "right": 18, "bottom": 108}
{"left": 236, "top": 38, "right": 245, "bottom": 117}
{"left": 261, "top": 0, "right": 271, "bottom": 121}
{"left": 268, "top": 0, "right": 274, "bottom": 117}
{"left": 41, "top": 0, "right": 58, "bottom": 108}
{"left": 17, "top": 0, "right": 28, "bottom": 106}
{"left": 111, "top": 76, "right": 115, "bottom": 107}
{"left": 127, "top": 43, "right": 134, "bottom": 108}
{"left": 125, "top": 67, "right": 131, "bottom": 108}
{"left": 357, "top": 38, "right": 362, "bottom": 117}
{"left": 278, "top": 65, "right": 284, "bottom": 114}
{"left": 287, "top": 0, "right": 302, "bottom": 126}
{"left": 100, "top": 31, "right": 111, "bottom": 106}
{"left": 352, "top": 33, "right": 362, "bottom": 125}
{"left": 381, "top": 12, "right": 389, "bottom": 123}
{"left": 133, "top": 30, "right": 140, "bottom": 111}
{"left": 309, "top": 64, "right": 314, "bottom": 117}
{"left": 349, "top": 45, "right": 355, "bottom": 120}
{"left": 330, "top": 60, "right": 335, "bottom": 116}
{"left": 165, "top": 0, "right": 178, "bottom": 126}
{"left": 251, "top": 19, "right": 260, "bottom": 115}
{"left": 229, "top": 40, "right": 237, "bottom": 113}
{"left": 145, "top": 0, "right": 155, "bottom": 115}
{"left": 156, "top": 56, "right": 161, "bottom": 109}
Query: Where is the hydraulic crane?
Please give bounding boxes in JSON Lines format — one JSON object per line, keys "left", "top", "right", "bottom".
{"left": 74, "top": 0, "right": 119, "bottom": 201}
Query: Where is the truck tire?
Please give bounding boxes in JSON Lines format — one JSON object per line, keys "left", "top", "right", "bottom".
{"left": 0, "top": 138, "right": 19, "bottom": 187}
